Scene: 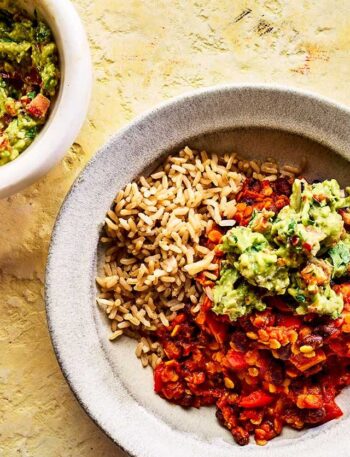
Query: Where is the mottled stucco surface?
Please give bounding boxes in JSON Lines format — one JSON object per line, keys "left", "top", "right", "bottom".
{"left": 1, "top": 1, "right": 350, "bottom": 456}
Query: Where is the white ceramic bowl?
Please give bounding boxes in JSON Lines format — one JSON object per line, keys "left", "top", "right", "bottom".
{"left": 0, "top": 0, "right": 92, "bottom": 198}
{"left": 46, "top": 85, "right": 350, "bottom": 457}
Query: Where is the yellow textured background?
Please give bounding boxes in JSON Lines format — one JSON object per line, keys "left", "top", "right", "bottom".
{"left": 1, "top": 1, "right": 350, "bottom": 455}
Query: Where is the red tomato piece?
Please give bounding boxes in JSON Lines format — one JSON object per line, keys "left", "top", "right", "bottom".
{"left": 26, "top": 93, "right": 50, "bottom": 118}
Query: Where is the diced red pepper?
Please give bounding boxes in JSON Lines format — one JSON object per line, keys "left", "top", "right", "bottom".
{"left": 154, "top": 365, "right": 164, "bottom": 393}
{"left": 302, "top": 242, "right": 312, "bottom": 252}
{"left": 154, "top": 361, "right": 180, "bottom": 387}
{"left": 225, "top": 349, "right": 248, "bottom": 371}
{"left": 161, "top": 381, "right": 185, "bottom": 401}
{"left": 323, "top": 401, "right": 343, "bottom": 422}
{"left": 277, "top": 314, "right": 302, "bottom": 328}
{"left": 261, "top": 181, "right": 273, "bottom": 196}
{"left": 239, "top": 390, "right": 274, "bottom": 408}
{"left": 275, "top": 195, "right": 290, "bottom": 209}
{"left": 205, "top": 311, "right": 228, "bottom": 344}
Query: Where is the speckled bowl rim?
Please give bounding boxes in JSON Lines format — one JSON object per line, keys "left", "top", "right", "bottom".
{"left": 46, "top": 84, "right": 350, "bottom": 457}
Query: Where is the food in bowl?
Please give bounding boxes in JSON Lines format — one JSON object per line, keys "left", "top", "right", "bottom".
{"left": 0, "top": 1, "right": 60, "bottom": 165}
{"left": 97, "top": 147, "right": 350, "bottom": 445}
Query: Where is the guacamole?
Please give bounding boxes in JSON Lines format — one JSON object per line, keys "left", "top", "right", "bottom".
{"left": 212, "top": 266, "right": 266, "bottom": 320}
{"left": 221, "top": 226, "right": 290, "bottom": 294}
{"left": 0, "top": 1, "right": 59, "bottom": 165}
{"left": 272, "top": 179, "right": 347, "bottom": 255}
{"left": 213, "top": 178, "right": 350, "bottom": 321}
{"left": 328, "top": 234, "right": 350, "bottom": 278}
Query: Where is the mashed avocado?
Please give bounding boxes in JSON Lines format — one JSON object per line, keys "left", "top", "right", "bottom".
{"left": 328, "top": 234, "right": 350, "bottom": 278}
{"left": 221, "top": 226, "right": 289, "bottom": 294}
{"left": 272, "top": 179, "right": 346, "bottom": 255}
{"left": 221, "top": 226, "right": 268, "bottom": 254}
{"left": 288, "top": 268, "right": 343, "bottom": 319}
{"left": 212, "top": 266, "right": 266, "bottom": 320}
{"left": 289, "top": 283, "right": 343, "bottom": 318}
{"left": 0, "top": 1, "right": 59, "bottom": 165}
{"left": 213, "top": 178, "right": 349, "bottom": 320}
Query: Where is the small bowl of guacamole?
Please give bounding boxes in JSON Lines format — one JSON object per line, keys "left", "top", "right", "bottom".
{"left": 0, "top": 3, "right": 60, "bottom": 165}
{"left": 0, "top": 0, "right": 91, "bottom": 197}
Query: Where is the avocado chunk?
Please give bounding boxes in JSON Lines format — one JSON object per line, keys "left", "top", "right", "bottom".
{"left": 212, "top": 266, "right": 266, "bottom": 321}
{"left": 220, "top": 226, "right": 290, "bottom": 294}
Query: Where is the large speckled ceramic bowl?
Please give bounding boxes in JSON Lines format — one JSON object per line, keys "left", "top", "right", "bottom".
{"left": 46, "top": 85, "right": 350, "bottom": 457}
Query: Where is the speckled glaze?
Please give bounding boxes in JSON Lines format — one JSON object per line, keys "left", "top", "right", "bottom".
{"left": 46, "top": 85, "right": 350, "bottom": 457}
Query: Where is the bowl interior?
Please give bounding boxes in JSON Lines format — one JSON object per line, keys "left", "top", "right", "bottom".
{"left": 95, "top": 126, "right": 350, "bottom": 446}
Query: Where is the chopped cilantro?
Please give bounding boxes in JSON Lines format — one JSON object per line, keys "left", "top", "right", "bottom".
{"left": 287, "top": 220, "right": 296, "bottom": 236}
{"left": 295, "top": 294, "right": 306, "bottom": 303}
{"left": 329, "top": 241, "right": 350, "bottom": 278}
{"left": 26, "top": 126, "right": 38, "bottom": 139}
{"left": 35, "top": 21, "right": 51, "bottom": 43}
{"left": 27, "top": 91, "right": 36, "bottom": 100}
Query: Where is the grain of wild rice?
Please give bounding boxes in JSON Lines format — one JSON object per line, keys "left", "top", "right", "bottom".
{"left": 96, "top": 147, "right": 303, "bottom": 367}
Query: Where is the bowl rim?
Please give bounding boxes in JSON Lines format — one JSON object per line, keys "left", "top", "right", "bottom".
{"left": 46, "top": 83, "right": 350, "bottom": 457}
{"left": 0, "top": 0, "right": 92, "bottom": 198}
